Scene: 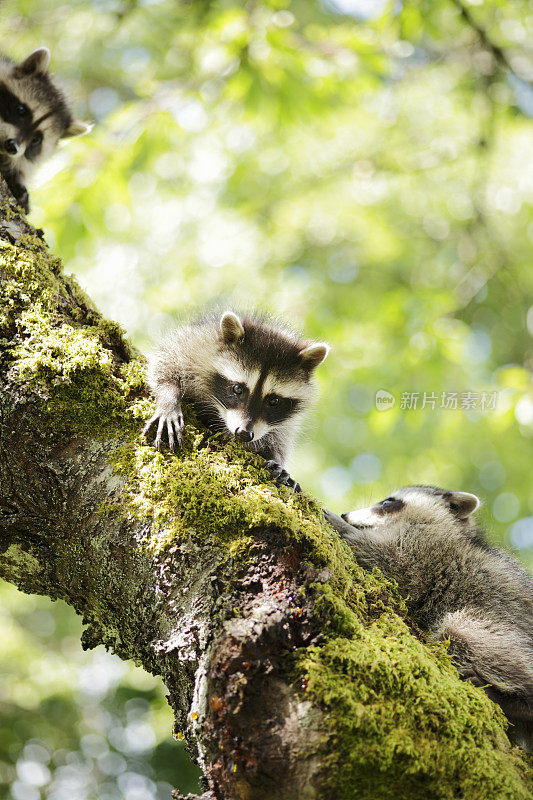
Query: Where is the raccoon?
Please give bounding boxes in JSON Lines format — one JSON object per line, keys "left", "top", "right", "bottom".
{"left": 325, "top": 486, "right": 533, "bottom": 751}
{"left": 143, "top": 310, "right": 329, "bottom": 491}
{"left": 0, "top": 47, "right": 90, "bottom": 212}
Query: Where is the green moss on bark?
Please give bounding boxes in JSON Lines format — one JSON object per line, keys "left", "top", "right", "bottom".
{"left": 110, "top": 424, "right": 403, "bottom": 622}
{"left": 0, "top": 237, "right": 147, "bottom": 436}
{"left": 1, "top": 235, "right": 531, "bottom": 798}
{"left": 296, "top": 624, "right": 531, "bottom": 799}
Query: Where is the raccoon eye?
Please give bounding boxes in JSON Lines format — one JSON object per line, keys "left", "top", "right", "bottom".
{"left": 16, "top": 103, "right": 29, "bottom": 117}
{"left": 377, "top": 497, "right": 405, "bottom": 514}
{"left": 30, "top": 131, "right": 43, "bottom": 146}
{"left": 232, "top": 384, "right": 243, "bottom": 396}
{"left": 268, "top": 395, "right": 280, "bottom": 406}
{"left": 381, "top": 498, "right": 395, "bottom": 508}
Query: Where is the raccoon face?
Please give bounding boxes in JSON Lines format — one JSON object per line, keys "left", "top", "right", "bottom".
{"left": 207, "top": 311, "right": 329, "bottom": 444}
{"left": 0, "top": 48, "right": 90, "bottom": 177}
{"left": 341, "top": 486, "right": 480, "bottom": 530}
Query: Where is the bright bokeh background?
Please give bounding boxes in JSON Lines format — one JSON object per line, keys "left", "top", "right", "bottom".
{"left": 1, "top": 0, "right": 533, "bottom": 797}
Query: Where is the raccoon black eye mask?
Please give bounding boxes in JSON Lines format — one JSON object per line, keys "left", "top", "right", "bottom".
{"left": 0, "top": 47, "right": 90, "bottom": 212}
{"left": 325, "top": 485, "right": 533, "bottom": 752}
{"left": 143, "top": 310, "right": 329, "bottom": 492}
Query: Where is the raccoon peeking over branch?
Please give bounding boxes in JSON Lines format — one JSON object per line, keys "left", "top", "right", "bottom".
{"left": 325, "top": 486, "right": 533, "bottom": 751}
{"left": 0, "top": 47, "right": 91, "bottom": 212}
{"left": 143, "top": 310, "right": 329, "bottom": 492}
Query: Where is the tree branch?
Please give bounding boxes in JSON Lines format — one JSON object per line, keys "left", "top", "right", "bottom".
{"left": 0, "top": 178, "right": 531, "bottom": 798}
{"left": 451, "top": 0, "right": 530, "bottom": 84}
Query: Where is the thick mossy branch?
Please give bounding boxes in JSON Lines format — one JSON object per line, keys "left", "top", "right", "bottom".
{"left": 0, "top": 202, "right": 531, "bottom": 799}
{"left": 300, "top": 632, "right": 529, "bottom": 799}
{"left": 0, "top": 235, "right": 147, "bottom": 437}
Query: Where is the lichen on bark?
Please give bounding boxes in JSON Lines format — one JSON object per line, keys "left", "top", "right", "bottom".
{"left": 0, "top": 191, "right": 531, "bottom": 799}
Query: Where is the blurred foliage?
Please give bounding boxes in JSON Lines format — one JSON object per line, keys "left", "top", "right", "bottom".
{"left": 0, "top": 586, "right": 201, "bottom": 799}
{"left": 1, "top": 0, "right": 533, "bottom": 796}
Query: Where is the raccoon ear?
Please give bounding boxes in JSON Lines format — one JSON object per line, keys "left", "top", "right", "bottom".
{"left": 18, "top": 47, "right": 51, "bottom": 75}
{"left": 219, "top": 311, "right": 245, "bottom": 344}
{"left": 448, "top": 492, "right": 480, "bottom": 519}
{"left": 61, "top": 121, "right": 93, "bottom": 139}
{"left": 299, "top": 342, "right": 330, "bottom": 370}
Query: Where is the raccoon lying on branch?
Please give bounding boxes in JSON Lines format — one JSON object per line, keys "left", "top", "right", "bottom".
{"left": 0, "top": 47, "right": 90, "bottom": 212}
{"left": 143, "top": 310, "right": 329, "bottom": 492}
{"left": 325, "top": 486, "right": 533, "bottom": 752}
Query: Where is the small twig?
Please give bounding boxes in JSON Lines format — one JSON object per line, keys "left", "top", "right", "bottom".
{"left": 451, "top": 0, "right": 529, "bottom": 84}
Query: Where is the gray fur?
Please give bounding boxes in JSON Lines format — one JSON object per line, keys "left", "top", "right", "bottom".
{"left": 143, "top": 310, "right": 329, "bottom": 490}
{"left": 326, "top": 485, "right": 533, "bottom": 751}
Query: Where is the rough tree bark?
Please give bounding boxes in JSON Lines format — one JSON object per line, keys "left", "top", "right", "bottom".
{"left": 0, "top": 180, "right": 531, "bottom": 800}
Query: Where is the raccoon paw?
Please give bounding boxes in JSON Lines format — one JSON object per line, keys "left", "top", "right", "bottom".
{"left": 265, "top": 460, "right": 301, "bottom": 493}
{"left": 143, "top": 410, "right": 184, "bottom": 451}
{"left": 9, "top": 183, "right": 29, "bottom": 213}
{"left": 457, "top": 667, "right": 486, "bottom": 688}
{"left": 18, "top": 189, "right": 29, "bottom": 214}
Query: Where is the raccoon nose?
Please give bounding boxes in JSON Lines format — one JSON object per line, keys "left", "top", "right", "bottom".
{"left": 235, "top": 427, "right": 254, "bottom": 442}
{"left": 4, "top": 139, "right": 19, "bottom": 155}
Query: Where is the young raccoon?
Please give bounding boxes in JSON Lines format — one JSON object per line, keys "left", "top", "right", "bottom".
{"left": 0, "top": 47, "right": 90, "bottom": 212}
{"left": 325, "top": 486, "right": 533, "bottom": 751}
{"left": 143, "top": 310, "right": 329, "bottom": 491}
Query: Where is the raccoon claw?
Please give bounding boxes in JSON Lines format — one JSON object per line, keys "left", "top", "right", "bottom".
{"left": 165, "top": 416, "right": 184, "bottom": 451}
{"left": 143, "top": 410, "right": 184, "bottom": 451}
{"left": 265, "top": 460, "right": 301, "bottom": 493}
{"left": 266, "top": 460, "right": 283, "bottom": 480}
{"left": 286, "top": 476, "right": 301, "bottom": 493}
